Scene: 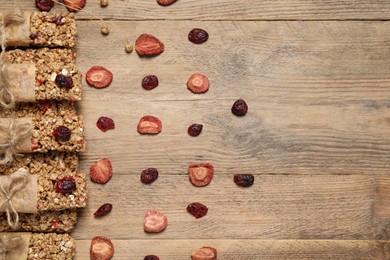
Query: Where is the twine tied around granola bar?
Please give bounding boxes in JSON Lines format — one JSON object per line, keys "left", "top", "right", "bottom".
{"left": 0, "top": 118, "right": 32, "bottom": 165}
{"left": 0, "top": 9, "right": 25, "bottom": 61}
{"left": 0, "top": 168, "right": 31, "bottom": 229}
{"left": 0, "top": 232, "right": 31, "bottom": 259}
{"left": 0, "top": 62, "right": 16, "bottom": 109}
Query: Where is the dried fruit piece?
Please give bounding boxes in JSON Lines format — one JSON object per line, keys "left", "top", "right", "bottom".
{"left": 188, "top": 124, "right": 203, "bottom": 137}
{"left": 142, "top": 75, "right": 159, "bottom": 90}
{"left": 135, "top": 34, "right": 165, "bottom": 56}
{"left": 187, "top": 73, "right": 210, "bottom": 94}
{"left": 52, "top": 126, "right": 71, "bottom": 142}
{"left": 140, "top": 168, "right": 159, "bottom": 184}
{"left": 86, "top": 66, "right": 113, "bottom": 89}
{"left": 233, "top": 174, "right": 254, "bottom": 187}
{"left": 144, "top": 255, "right": 160, "bottom": 260}
{"left": 55, "top": 74, "right": 74, "bottom": 89}
{"left": 101, "top": 25, "right": 110, "bottom": 35}
{"left": 90, "top": 236, "right": 114, "bottom": 260}
{"left": 144, "top": 210, "right": 168, "bottom": 233}
{"left": 187, "top": 202, "right": 208, "bottom": 219}
{"left": 29, "top": 32, "right": 39, "bottom": 40}
{"left": 96, "top": 117, "right": 115, "bottom": 132}
{"left": 35, "top": 0, "right": 54, "bottom": 12}
{"left": 53, "top": 15, "right": 65, "bottom": 25}
{"left": 188, "top": 28, "right": 209, "bottom": 44}
{"left": 191, "top": 246, "right": 217, "bottom": 260}
{"left": 137, "top": 116, "right": 162, "bottom": 134}
{"left": 157, "top": 0, "right": 177, "bottom": 6}
{"left": 188, "top": 163, "right": 214, "bottom": 187}
{"left": 90, "top": 158, "right": 113, "bottom": 184}
{"left": 94, "top": 203, "right": 113, "bottom": 217}
{"left": 64, "top": 0, "right": 86, "bottom": 12}
{"left": 101, "top": 0, "right": 109, "bottom": 7}
{"left": 231, "top": 99, "right": 248, "bottom": 116}
{"left": 55, "top": 176, "right": 76, "bottom": 194}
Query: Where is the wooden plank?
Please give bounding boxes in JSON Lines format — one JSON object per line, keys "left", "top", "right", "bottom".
{"left": 74, "top": 240, "right": 390, "bottom": 259}
{"left": 3, "top": 1, "right": 390, "bottom": 20}
{"left": 74, "top": 21, "right": 390, "bottom": 175}
{"left": 72, "top": 175, "right": 390, "bottom": 240}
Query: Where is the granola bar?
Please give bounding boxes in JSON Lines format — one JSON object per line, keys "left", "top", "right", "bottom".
{"left": 27, "top": 233, "right": 75, "bottom": 259}
{"left": 0, "top": 101, "right": 85, "bottom": 153}
{"left": 0, "top": 152, "right": 87, "bottom": 211}
{"left": 3, "top": 11, "right": 77, "bottom": 48}
{"left": 2, "top": 48, "right": 82, "bottom": 101}
{"left": 0, "top": 210, "right": 77, "bottom": 233}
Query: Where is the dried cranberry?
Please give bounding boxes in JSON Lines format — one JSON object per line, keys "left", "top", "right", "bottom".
{"left": 234, "top": 174, "right": 254, "bottom": 187}
{"left": 142, "top": 75, "right": 159, "bottom": 90}
{"left": 52, "top": 15, "right": 65, "bottom": 25}
{"left": 231, "top": 99, "right": 248, "bottom": 116}
{"left": 29, "top": 32, "right": 39, "bottom": 40}
{"left": 144, "top": 255, "right": 160, "bottom": 260}
{"left": 141, "top": 168, "right": 159, "bottom": 184}
{"left": 55, "top": 176, "right": 76, "bottom": 194}
{"left": 55, "top": 74, "right": 74, "bottom": 89}
{"left": 35, "top": 0, "right": 54, "bottom": 11}
{"left": 96, "top": 117, "right": 115, "bottom": 132}
{"left": 188, "top": 28, "right": 209, "bottom": 44}
{"left": 187, "top": 202, "right": 208, "bottom": 219}
{"left": 52, "top": 126, "right": 71, "bottom": 142}
{"left": 94, "top": 203, "right": 113, "bottom": 217}
{"left": 188, "top": 124, "right": 203, "bottom": 137}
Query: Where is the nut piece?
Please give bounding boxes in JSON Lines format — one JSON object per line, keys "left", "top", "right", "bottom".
{"left": 101, "top": 25, "right": 110, "bottom": 35}
{"left": 191, "top": 246, "right": 217, "bottom": 260}
{"left": 100, "top": 0, "right": 109, "bottom": 7}
{"left": 188, "top": 163, "right": 214, "bottom": 187}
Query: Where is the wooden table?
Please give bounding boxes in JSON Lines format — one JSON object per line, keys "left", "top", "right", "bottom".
{"left": 5, "top": 1, "right": 390, "bottom": 259}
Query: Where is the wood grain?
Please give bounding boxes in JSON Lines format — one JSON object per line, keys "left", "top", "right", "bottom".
{"left": 73, "top": 175, "right": 390, "bottom": 240}
{"left": 75, "top": 240, "right": 390, "bottom": 259}
{"left": 3, "top": 1, "right": 390, "bottom": 20}
{"left": 75, "top": 21, "right": 390, "bottom": 175}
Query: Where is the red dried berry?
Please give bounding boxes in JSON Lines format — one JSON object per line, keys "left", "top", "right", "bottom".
{"left": 55, "top": 74, "right": 74, "bottom": 89}
{"left": 86, "top": 66, "right": 113, "bottom": 89}
{"left": 188, "top": 124, "right": 203, "bottom": 137}
{"left": 141, "top": 168, "right": 159, "bottom": 184}
{"left": 96, "top": 117, "right": 115, "bottom": 132}
{"left": 231, "top": 99, "right": 248, "bottom": 116}
{"left": 64, "top": 0, "right": 86, "bottom": 12}
{"left": 142, "top": 75, "right": 159, "bottom": 90}
{"left": 187, "top": 73, "right": 210, "bottom": 93}
{"left": 144, "top": 255, "right": 160, "bottom": 260}
{"left": 53, "top": 15, "right": 65, "bottom": 25}
{"left": 187, "top": 202, "right": 208, "bottom": 219}
{"left": 94, "top": 203, "right": 113, "bottom": 217}
{"left": 188, "top": 28, "right": 209, "bottom": 44}
{"left": 35, "top": 0, "right": 54, "bottom": 11}
{"left": 234, "top": 174, "right": 254, "bottom": 187}
{"left": 55, "top": 176, "right": 76, "bottom": 194}
{"left": 157, "top": 0, "right": 177, "bottom": 6}
{"left": 29, "top": 32, "right": 39, "bottom": 40}
{"left": 52, "top": 126, "right": 71, "bottom": 142}
{"left": 137, "top": 116, "right": 162, "bottom": 134}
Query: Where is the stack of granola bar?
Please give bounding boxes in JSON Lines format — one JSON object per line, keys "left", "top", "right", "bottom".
{"left": 0, "top": 10, "right": 84, "bottom": 259}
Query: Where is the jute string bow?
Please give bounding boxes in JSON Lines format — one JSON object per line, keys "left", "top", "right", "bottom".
{"left": 0, "top": 233, "right": 24, "bottom": 258}
{"left": 0, "top": 119, "right": 31, "bottom": 165}
{"left": 0, "top": 10, "right": 25, "bottom": 109}
{"left": 0, "top": 168, "right": 30, "bottom": 230}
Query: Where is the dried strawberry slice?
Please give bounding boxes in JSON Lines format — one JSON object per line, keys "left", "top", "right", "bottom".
{"left": 137, "top": 116, "right": 162, "bottom": 134}
{"left": 90, "top": 158, "right": 113, "bottom": 184}
{"left": 188, "top": 163, "right": 214, "bottom": 187}
{"left": 144, "top": 210, "right": 168, "bottom": 233}
{"left": 90, "top": 236, "right": 114, "bottom": 260}
{"left": 64, "top": 0, "right": 86, "bottom": 12}
{"left": 86, "top": 66, "right": 113, "bottom": 89}
{"left": 135, "top": 34, "right": 165, "bottom": 56}
{"left": 191, "top": 246, "right": 217, "bottom": 260}
{"left": 157, "top": 0, "right": 177, "bottom": 6}
{"left": 96, "top": 117, "right": 115, "bottom": 132}
{"left": 187, "top": 73, "right": 210, "bottom": 93}
{"left": 35, "top": 0, "right": 54, "bottom": 12}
